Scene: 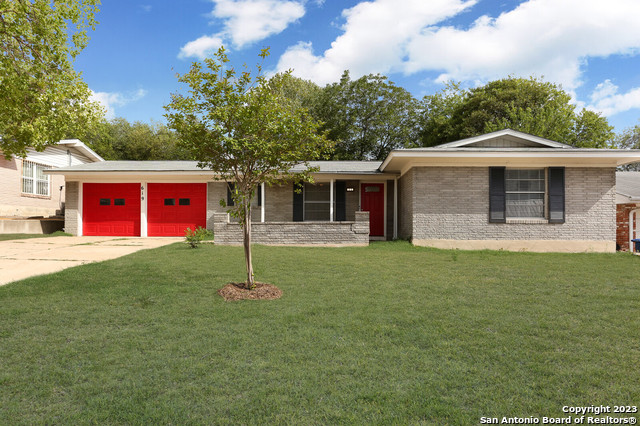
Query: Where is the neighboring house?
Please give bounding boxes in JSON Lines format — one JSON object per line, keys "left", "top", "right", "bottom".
{"left": 0, "top": 140, "right": 103, "bottom": 217}
{"left": 615, "top": 171, "right": 640, "bottom": 252}
{"left": 47, "top": 129, "right": 640, "bottom": 252}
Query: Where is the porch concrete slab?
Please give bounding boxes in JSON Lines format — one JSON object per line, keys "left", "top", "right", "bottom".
{"left": 0, "top": 236, "right": 181, "bottom": 286}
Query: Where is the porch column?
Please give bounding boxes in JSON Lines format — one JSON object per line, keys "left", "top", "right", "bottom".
{"left": 261, "top": 182, "right": 265, "bottom": 223}
{"left": 330, "top": 179, "right": 334, "bottom": 222}
{"left": 140, "top": 182, "right": 147, "bottom": 237}
{"left": 393, "top": 177, "right": 398, "bottom": 239}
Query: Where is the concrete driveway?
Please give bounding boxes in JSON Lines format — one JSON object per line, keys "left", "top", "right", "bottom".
{"left": 0, "top": 236, "right": 181, "bottom": 286}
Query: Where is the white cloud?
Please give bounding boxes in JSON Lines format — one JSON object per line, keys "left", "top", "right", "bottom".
{"left": 276, "top": 0, "right": 477, "bottom": 85}
{"left": 90, "top": 89, "right": 147, "bottom": 119}
{"left": 276, "top": 0, "right": 640, "bottom": 94}
{"left": 178, "top": 35, "right": 224, "bottom": 60}
{"left": 213, "top": 0, "right": 305, "bottom": 48}
{"left": 140, "top": 5, "right": 152, "bottom": 13}
{"left": 587, "top": 80, "right": 640, "bottom": 117}
{"left": 178, "top": 0, "right": 305, "bottom": 59}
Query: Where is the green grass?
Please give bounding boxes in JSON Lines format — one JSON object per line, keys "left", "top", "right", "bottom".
{"left": 1, "top": 242, "right": 639, "bottom": 424}
{"left": 0, "top": 230, "right": 71, "bottom": 241}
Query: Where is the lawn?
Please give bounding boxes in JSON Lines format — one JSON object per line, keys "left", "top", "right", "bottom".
{"left": 1, "top": 242, "right": 639, "bottom": 424}
{"left": 0, "top": 231, "right": 71, "bottom": 241}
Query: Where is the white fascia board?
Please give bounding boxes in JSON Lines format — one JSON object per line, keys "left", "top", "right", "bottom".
{"left": 440, "top": 129, "right": 571, "bottom": 148}
{"left": 57, "top": 139, "right": 104, "bottom": 162}
{"left": 382, "top": 150, "right": 640, "bottom": 173}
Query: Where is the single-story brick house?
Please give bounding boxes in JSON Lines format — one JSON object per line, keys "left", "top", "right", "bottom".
{"left": 47, "top": 129, "right": 640, "bottom": 252}
{"left": 615, "top": 171, "right": 640, "bottom": 252}
{"left": 1, "top": 140, "right": 103, "bottom": 217}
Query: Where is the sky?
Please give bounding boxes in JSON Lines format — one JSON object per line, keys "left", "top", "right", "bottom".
{"left": 77, "top": 0, "right": 640, "bottom": 134}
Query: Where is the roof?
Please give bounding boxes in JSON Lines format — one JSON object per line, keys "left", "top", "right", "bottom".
{"left": 616, "top": 172, "right": 640, "bottom": 201}
{"left": 430, "top": 129, "right": 574, "bottom": 149}
{"left": 46, "top": 160, "right": 384, "bottom": 175}
{"left": 56, "top": 139, "right": 104, "bottom": 162}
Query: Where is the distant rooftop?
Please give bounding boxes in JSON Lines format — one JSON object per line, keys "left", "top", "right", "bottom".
{"left": 46, "top": 160, "right": 384, "bottom": 174}
{"left": 616, "top": 171, "right": 640, "bottom": 200}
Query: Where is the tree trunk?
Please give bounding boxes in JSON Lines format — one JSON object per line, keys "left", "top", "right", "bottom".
{"left": 243, "top": 201, "right": 255, "bottom": 289}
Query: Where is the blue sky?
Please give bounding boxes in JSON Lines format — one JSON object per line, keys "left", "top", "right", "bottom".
{"left": 77, "top": 0, "right": 640, "bottom": 134}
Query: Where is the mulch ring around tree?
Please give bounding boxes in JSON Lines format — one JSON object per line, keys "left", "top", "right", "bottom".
{"left": 218, "top": 282, "right": 283, "bottom": 301}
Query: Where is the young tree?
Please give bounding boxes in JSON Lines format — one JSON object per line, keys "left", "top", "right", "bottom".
{"left": 0, "top": 0, "right": 104, "bottom": 158}
{"left": 164, "top": 47, "right": 331, "bottom": 289}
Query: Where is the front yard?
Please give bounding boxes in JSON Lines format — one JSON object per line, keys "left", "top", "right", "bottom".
{"left": 1, "top": 242, "right": 638, "bottom": 424}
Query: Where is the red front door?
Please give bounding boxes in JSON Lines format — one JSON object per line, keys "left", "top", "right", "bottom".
{"left": 361, "top": 183, "right": 384, "bottom": 237}
{"left": 147, "top": 183, "right": 207, "bottom": 236}
{"left": 83, "top": 183, "right": 141, "bottom": 236}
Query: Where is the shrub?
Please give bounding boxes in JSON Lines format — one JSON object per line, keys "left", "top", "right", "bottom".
{"left": 184, "top": 227, "right": 212, "bottom": 248}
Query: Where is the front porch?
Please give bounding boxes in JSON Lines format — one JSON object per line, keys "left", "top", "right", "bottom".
{"left": 212, "top": 211, "right": 370, "bottom": 246}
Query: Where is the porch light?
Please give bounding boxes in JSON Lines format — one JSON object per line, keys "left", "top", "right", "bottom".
{"left": 346, "top": 187, "right": 354, "bottom": 192}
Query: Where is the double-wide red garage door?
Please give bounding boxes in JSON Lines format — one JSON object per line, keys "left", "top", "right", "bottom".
{"left": 83, "top": 183, "right": 206, "bottom": 236}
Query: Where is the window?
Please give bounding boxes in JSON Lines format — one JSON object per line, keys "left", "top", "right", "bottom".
{"left": 226, "top": 183, "right": 262, "bottom": 207}
{"left": 164, "top": 198, "right": 175, "bottom": 206}
{"left": 114, "top": 199, "right": 125, "bottom": 206}
{"left": 179, "top": 198, "right": 190, "bottom": 206}
{"left": 303, "top": 183, "right": 332, "bottom": 221}
{"left": 22, "top": 160, "right": 50, "bottom": 196}
{"left": 505, "top": 169, "right": 545, "bottom": 218}
{"left": 100, "top": 198, "right": 111, "bottom": 206}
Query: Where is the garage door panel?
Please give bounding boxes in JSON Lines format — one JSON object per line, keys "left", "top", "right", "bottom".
{"left": 147, "top": 183, "right": 207, "bottom": 237}
{"left": 83, "top": 183, "right": 141, "bottom": 236}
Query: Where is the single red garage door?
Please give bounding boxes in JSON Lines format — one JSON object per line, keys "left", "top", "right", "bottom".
{"left": 83, "top": 183, "right": 141, "bottom": 236}
{"left": 147, "top": 183, "right": 207, "bottom": 236}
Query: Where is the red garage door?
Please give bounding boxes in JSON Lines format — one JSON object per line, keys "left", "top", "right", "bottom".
{"left": 147, "top": 183, "right": 207, "bottom": 236}
{"left": 83, "top": 183, "right": 141, "bottom": 236}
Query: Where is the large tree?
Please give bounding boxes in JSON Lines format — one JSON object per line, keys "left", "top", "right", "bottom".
{"left": 0, "top": 0, "right": 103, "bottom": 158}
{"left": 78, "top": 117, "right": 191, "bottom": 161}
{"left": 164, "top": 47, "right": 331, "bottom": 289}
{"left": 315, "top": 71, "right": 420, "bottom": 160}
{"left": 419, "top": 77, "right": 614, "bottom": 147}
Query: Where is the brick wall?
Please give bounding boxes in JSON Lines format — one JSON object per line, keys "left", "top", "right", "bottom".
{"left": 213, "top": 211, "right": 370, "bottom": 245}
{"left": 64, "top": 181, "right": 79, "bottom": 235}
{"left": 409, "top": 167, "right": 616, "bottom": 242}
{"left": 0, "top": 157, "right": 66, "bottom": 217}
{"left": 616, "top": 203, "right": 640, "bottom": 251}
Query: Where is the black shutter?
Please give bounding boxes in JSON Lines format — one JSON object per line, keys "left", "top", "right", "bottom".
{"left": 226, "top": 183, "right": 235, "bottom": 207}
{"left": 548, "top": 167, "right": 565, "bottom": 223}
{"left": 293, "top": 182, "right": 303, "bottom": 221}
{"left": 335, "top": 181, "right": 346, "bottom": 221}
{"left": 257, "top": 184, "right": 262, "bottom": 207}
{"left": 489, "top": 167, "right": 506, "bottom": 223}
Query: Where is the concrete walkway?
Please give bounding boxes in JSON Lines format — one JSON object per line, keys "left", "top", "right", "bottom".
{"left": 0, "top": 236, "right": 181, "bottom": 286}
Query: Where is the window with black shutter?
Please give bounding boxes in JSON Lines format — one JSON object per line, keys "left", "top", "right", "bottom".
{"left": 548, "top": 167, "right": 565, "bottom": 223}
{"left": 489, "top": 167, "right": 506, "bottom": 223}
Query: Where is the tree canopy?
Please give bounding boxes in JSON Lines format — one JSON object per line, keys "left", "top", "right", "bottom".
{"left": 418, "top": 77, "right": 614, "bottom": 148}
{"left": 164, "top": 47, "right": 331, "bottom": 288}
{"left": 78, "top": 117, "right": 191, "bottom": 161}
{"left": 313, "top": 71, "right": 420, "bottom": 160}
{"left": 0, "top": 0, "right": 104, "bottom": 158}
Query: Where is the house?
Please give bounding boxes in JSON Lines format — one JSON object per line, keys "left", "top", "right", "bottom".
{"left": 46, "top": 129, "right": 640, "bottom": 252}
{"left": 615, "top": 171, "right": 640, "bottom": 252}
{"left": 0, "top": 140, "right": 103, "bottom": 218}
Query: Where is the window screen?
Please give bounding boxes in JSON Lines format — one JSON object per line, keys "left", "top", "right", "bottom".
{"left": 304, "top": 183, "right": 332, "bottom": 221}
{"left": 505, "top": 169, "right": 545, "bottom": 218}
